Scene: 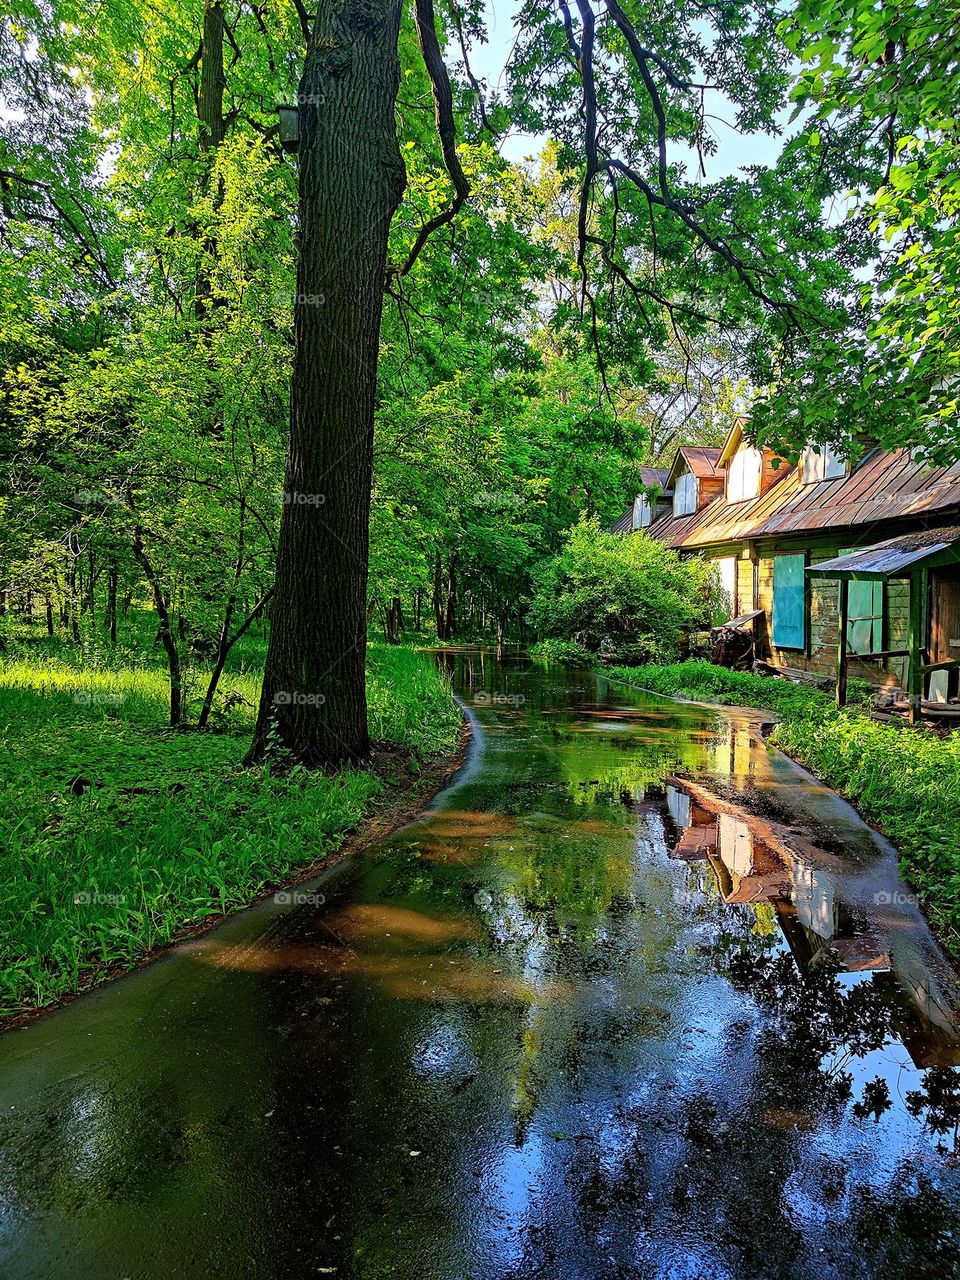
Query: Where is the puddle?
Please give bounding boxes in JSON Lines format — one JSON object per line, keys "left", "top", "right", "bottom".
{"left": 1, "top": 648, "right": 959, "bottom": 1279}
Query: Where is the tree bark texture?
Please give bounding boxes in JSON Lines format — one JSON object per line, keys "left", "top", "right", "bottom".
{"left": 248, "top": 0, "right": 405, "bottom": 766}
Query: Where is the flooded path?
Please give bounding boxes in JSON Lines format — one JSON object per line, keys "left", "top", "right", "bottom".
{"left": 3, "top": 649, "right": 960, "bottom": 1279}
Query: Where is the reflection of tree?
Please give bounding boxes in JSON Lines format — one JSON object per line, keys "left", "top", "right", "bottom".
{"left": 722, "top": 948, "right": 960, "bottom": 1154}
{"left": 844, "top": 1170, "right": 960, "bottom": 1276}
{"left": 726, "top": 951, "right": 893, "bottom": 1110}
{"left": 907, "top": 1068, "right": 960, "bottom": 1152}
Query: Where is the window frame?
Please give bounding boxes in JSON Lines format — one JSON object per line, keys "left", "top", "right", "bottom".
{"left": 632, "top": 494, "right": 651, "bottom": 531}
{"left": 839, "top": 547, "right": 884, "bottom": 655}
{"left": 726, "top": 444, "right": 762, "bottom": 504}
{"left": 673, "top": 470, "right": 697, "bottom": 517}
{"left": 800, "top": 442, "right": 846, "bottom": 485}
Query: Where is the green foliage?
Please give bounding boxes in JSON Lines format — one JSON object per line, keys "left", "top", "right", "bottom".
{"left": 0, "top": 636, "right": 460, "bottom": 1013}
{"left": 529, "top": 520, "right": 722, "bottom": 662}
{"left": 756, "top": 0, "right": 960, "bottom": 462}
{"left": 528, "top": 638, "right": 592, "bottom": 666}
{"left": 605, "top": 660, "right": 960, "bottom": 953}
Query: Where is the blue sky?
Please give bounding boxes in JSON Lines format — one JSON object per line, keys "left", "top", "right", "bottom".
{"left": 464, "top": 0, "right": 787, "bottom": 176}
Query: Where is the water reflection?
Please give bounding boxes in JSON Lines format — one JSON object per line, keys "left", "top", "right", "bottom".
{"left": 0, "top": 646, "right": 959, "bottom": 1279}
{"left": 662, "top": 771, "right": 960, "bottom": 1073}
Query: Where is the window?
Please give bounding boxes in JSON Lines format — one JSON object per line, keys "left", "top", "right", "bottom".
{"left": 716, "top": 557, "right": 737, "bottom": 619}
{"left": 632, "top": 495, "right": 651, "bottom": 530}
{"left": 772, "top": 554, "right": 806, "bottom": 649}
{"left": 848, "top": 580, "right": 883, "bottom": 654}
{"left": 840, "top": 549, "right": 883, "bottom": 654}
{"left": 727, "top": 445, "right": 762, "bottom": 503}
{"left": 800, "top": 442, "right": 846, "bottom": 484}
{"left": 673, "top": 470, "right": 697, "bottom": 517}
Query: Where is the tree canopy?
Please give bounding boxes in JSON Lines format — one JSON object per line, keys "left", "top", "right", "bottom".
{"left": 1, "top": 0, "right": 956, "bottom": 759}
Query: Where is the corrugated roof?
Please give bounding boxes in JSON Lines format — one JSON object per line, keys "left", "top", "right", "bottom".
{"left": 648, "top": 448, "right": 960, "bottom": 550}
{"left": 679, "top": 446, "right": 722, "bottom": 481}
{"left": 808, "top": 527, "right": 960, "bottom": 578}
{"left": 611, "top": 505, "right": 633, "bottom": 535}
{"left": 611, "top": 468, "right": 673, "bottom": 534}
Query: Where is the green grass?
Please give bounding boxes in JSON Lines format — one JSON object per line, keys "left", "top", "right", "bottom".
{"left": 603, "top": 660, "right": 960, "bottom": 955}
{"left": 0, "top": 630, "right": 461, "bottom": 1015}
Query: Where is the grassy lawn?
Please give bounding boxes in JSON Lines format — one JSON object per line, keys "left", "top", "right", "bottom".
{"left": 0, "top": 626, "right": 461, "bottom": 1016}
{"left": 602, "top": 660, "right": 960, "bottom": 956}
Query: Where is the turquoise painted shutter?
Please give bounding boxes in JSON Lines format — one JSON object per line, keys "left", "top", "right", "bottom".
{"left": 772, "top": 554, "right": 806, "bottom": 649}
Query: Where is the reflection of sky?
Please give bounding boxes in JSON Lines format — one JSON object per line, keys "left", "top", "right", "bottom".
{"left": 4, "top": 656, "right": 960, "bottom": 1279}
{"left": 475, "top": 1132, "right": 548, "bottom": 1273}
{"left": 412, "top": 1015, "right": 477, "bottom": 1079}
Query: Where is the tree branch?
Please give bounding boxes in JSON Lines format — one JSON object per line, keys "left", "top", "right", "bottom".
{"left": 389, "top": 0, "right": 471, "bottom": 278}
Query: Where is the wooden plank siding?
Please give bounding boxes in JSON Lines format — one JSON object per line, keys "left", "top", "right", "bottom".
{"left": 707, "top": 541, "right": 911, "bottom": 688}
{"left": 624, "top": 434, "right": 960, "bottom": 696}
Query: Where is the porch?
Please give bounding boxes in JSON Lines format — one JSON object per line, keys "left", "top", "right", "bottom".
{"left": 807, "top": 527, "right": 960, "bottom": 725}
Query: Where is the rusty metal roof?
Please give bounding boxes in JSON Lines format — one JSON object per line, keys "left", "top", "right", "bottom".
{"left": 678, "top": 446, "right": 722, "bottom": 481}
{"left": 611, "top": 505, "right": 633, "bottom": 535}
{"left": 808, "top": 527, "right": 960, "bottom": 579}
{"left": 611, "top": 468, "right": 673, "bottom": 534}
{"left": 640, "top": 465, "right": 670, "bottom": 490}
{"left": 648, "top": 448, "right": 960, "bottom": 550}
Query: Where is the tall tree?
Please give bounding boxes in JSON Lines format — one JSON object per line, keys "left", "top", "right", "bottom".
{"left": 249, "top": 0, "right": 857, "bottom": 767}
{"left": 246, "top": 0, "right": 408, "bottom": 765}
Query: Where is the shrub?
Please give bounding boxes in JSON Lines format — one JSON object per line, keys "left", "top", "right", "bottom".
{"left": 528, "top": 638, "right": 592, "bottom": 665}
{"left": 529, "top": 519, "right": 723, "bottom": 663}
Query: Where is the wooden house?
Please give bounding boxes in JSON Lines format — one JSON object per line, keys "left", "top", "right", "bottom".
{"left": 613, "top": 424, "right": 960, "bottom": 719}
{"left": 610, "top": 465, "right": 672, "bottom": 533}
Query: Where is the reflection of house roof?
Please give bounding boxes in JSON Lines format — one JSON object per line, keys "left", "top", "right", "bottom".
{"left": 648, "top": 448, "right": 960, "bottom": 550}
{"left": 672, "top": 825, "right": 716, "bottom": 860}
{"left": 808, "top": 526, "right": 960, "bottom": 579}
{"left": 708, "top": 852, "right": 789, "bottom": 904}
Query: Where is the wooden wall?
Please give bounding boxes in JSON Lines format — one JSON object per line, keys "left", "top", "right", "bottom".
{"left": 711, "top": 543, "right": 909, "bottom": 690}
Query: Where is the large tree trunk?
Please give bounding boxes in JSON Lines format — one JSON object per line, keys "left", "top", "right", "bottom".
{"left": 247, "top": 0, "right": 405, "bottom": 767}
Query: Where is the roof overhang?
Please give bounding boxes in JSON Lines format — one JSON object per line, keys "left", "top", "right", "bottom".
{"left": 665, "top": 448, "right": 689, "bottom": 491}
{"left": 717, "top": 421, "right": 745, "bottom": 469}
{"left": 806, "top": 527, "right": 960, "bottom": 580}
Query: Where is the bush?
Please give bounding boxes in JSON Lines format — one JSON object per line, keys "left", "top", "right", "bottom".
{"left": 528, "top": 638, "right": 592, "bottom": 665}
{"left": 529, "top": 519, "right": 724, "bottom": 663}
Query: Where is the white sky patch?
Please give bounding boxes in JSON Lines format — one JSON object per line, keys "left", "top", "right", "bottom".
{"left": 466, "top": 0, "right": 796, "bottom": 177}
